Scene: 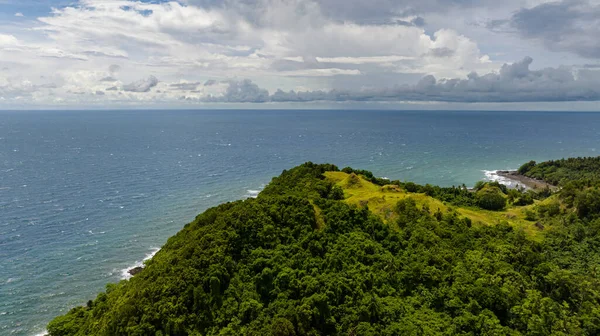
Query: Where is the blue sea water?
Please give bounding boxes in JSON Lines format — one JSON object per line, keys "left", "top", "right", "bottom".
{"left": 1, "top": 109, "right": 599, "bottom": 335}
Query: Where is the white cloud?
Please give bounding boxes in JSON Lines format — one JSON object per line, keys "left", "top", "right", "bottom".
{"left": 206, "top": 57, "right": 600, "bottom": 103}
{"left": 14, "top": 12, "right": 24, "bottom": 17}
{"left": 169, "top": 81, "right": 201, "bottom": 90}
{"left": 315, "top": 56, "right": 415, "bottom": 64}
{"left": 123, "top": 76, "right": 159, "bottom": 92}
{"left": 278, "top": 68, "right": 362, "bottom": 77}
{"left": 0, "top": 0, "right": 596, "bottom": 107}
{"left": 0, "top": 34, "right": 19, "bottom": 47}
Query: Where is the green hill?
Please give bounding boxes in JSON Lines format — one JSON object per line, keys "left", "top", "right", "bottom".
{"left": 518, "top": 157, "right": 600, "bottom": 186}
{"left": 323, "top": 171, "right": 545, "bottom": 238}
{"left": 48, "top": 160, "right": 600, "bottom": 336}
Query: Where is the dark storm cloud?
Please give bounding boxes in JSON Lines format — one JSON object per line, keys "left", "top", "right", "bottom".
{"left": 495, "top": 0, "right": 600, "bottom": 58}
{"left": 206, "top": 57, "right": 600, "bottom": 103}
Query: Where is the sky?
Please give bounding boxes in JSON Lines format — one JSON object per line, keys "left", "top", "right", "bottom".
{"left": 0, "top": 0, "right": 599, "bottom": 109}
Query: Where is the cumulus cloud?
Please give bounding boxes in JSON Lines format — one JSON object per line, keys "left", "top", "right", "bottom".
{"left": 188, "top": 0, "right": 501, "bottom": 25}
{"left": 0, "top": 80, "right": 59, "bottom": 99}
{"left": 0, "top": 34, "right": 19, "bottom": 47}
{"left": 206, "top": 58, "right": 600, "bottom": 103}
{"left": 123, "top": 76, "right": 159, "bottom": 92}
{"left": 0, "top": 0, "right": 500, "bottom": 106}
{"left": 491, "top": 0, "right": 600, "bottom": 59}
{"left": 31, "top": 0, "right": 493, "bottom": 78}
{"left": 0, "top": 0, "right": 597, "bottom": 107}
{"left": 206, "top": 79, "right": 269, "bottom": 102}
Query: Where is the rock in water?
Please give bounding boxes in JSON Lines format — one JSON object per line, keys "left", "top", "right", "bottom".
{"left": 128, "top": 266, "right": 143, "bottom": 276}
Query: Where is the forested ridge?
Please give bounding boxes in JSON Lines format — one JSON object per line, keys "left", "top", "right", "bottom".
{"left": 518, "top": 157, "right": 600, "bottom": 186}
{"left": 48, "top": 158, "right": 600, "bottom": 335}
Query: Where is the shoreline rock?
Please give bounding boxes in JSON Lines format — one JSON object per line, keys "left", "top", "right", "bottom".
{"left": 496, "top": 170, "right": 558, "bottom": 191}
{"left": 128, "top": 266, "right": 144, "bottom": 276}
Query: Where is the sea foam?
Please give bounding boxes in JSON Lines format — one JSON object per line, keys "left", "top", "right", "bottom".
{"left": 482, "top": 170, "right": 524, "bottom": 189}
{"left": 120, "top": 247, "right": 161, "bottom": 280}
{"left": 245, "top": 190, "right": 261, "bottom": 198}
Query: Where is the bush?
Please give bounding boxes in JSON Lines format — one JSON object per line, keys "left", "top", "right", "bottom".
{"left": 537, "top": 201, "right": 561, "bottom": 218}
{"left": 329, "top": 186, "right": 345, "bottom": 200}
{"left": 575, "top": 188, "right": 600, "bottom": 218}
{"left": 524, "top": 209, "right": 537, "bottom": 221}
{"left": 514, "top": 193, "right": 534, "bottom": 206}
{"left": 518, "top": 160, "right": 537, "bottom": 174}
{"left": 423, "top": 184, "right": 435, "bottom": 197}
{"left": 474, "top": 181, "right": 486, "bottom": 191}
{"left": 476, "top": 187, "right": 507, "bottom": 211}
{"left": 404, "top": 182, "right": 418, "bottom": 193}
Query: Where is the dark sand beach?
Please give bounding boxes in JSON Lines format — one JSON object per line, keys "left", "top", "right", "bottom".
{"left": 496, "top": 170, "right": 558, "bottom": 191}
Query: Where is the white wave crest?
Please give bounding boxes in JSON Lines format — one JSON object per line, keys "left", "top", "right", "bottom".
{"left": 245, "top": 189, "right": 261, "bottom": 198}
{"left": 120, "top": 247, "right": 161, "bottom": 280}
{"left": 481, "top": 170, "right": 522, "bottom": 189}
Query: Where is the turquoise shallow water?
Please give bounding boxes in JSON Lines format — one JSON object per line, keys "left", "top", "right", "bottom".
{"left": 1, "top": 109, "right": 599, "bottom": 335}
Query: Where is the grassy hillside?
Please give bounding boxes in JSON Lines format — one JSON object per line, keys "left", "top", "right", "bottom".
{"left": 324, "top": 171, "right": 547, "bottom": 239}
{"left": 48, "top": 161, "right": 600, "bottom": 336}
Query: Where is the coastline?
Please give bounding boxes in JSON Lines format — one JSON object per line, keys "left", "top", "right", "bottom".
{"left": 121, "top": 247, "right": 161, "bottom": 280}
{"left": 495, "top": 170, "right": 558, "bottom": 191}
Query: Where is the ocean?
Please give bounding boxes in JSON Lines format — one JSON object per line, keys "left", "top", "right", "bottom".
{"left": 1, "top": 109, "right": 599, "bottom": 335}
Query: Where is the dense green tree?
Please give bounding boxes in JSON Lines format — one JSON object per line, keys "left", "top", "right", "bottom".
{"left": 575, "top": 187, "right": 600, "bottom": 219}
{"left": 476, "top": 186, "right": 507, "bottom": 211}
{"left": 48, "top": 159, "right": 600, "bottom": 336}
{"left": 518, "top": 160, "right": 537, "bottom": 175}
{"left": 519, "top": 156, "right": 600, "bottom": 186}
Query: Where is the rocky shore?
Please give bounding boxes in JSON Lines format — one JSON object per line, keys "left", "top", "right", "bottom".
{"left": 128, "top": 266, "right": 144, "bottom": 276}
{"left": 496, "top": 170, "right": 558, "bottom": 191}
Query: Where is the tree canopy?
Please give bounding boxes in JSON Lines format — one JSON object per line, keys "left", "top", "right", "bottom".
{"left": 518, "top": 156, "right": 600, "bottom": 186}
{"left": 49, "top": 159, "right": 600, "bottom": 336}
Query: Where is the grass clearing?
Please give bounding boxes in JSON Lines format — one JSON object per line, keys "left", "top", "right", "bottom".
{"left": 324, "top": 171, "right": 545, "bottom": 239}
